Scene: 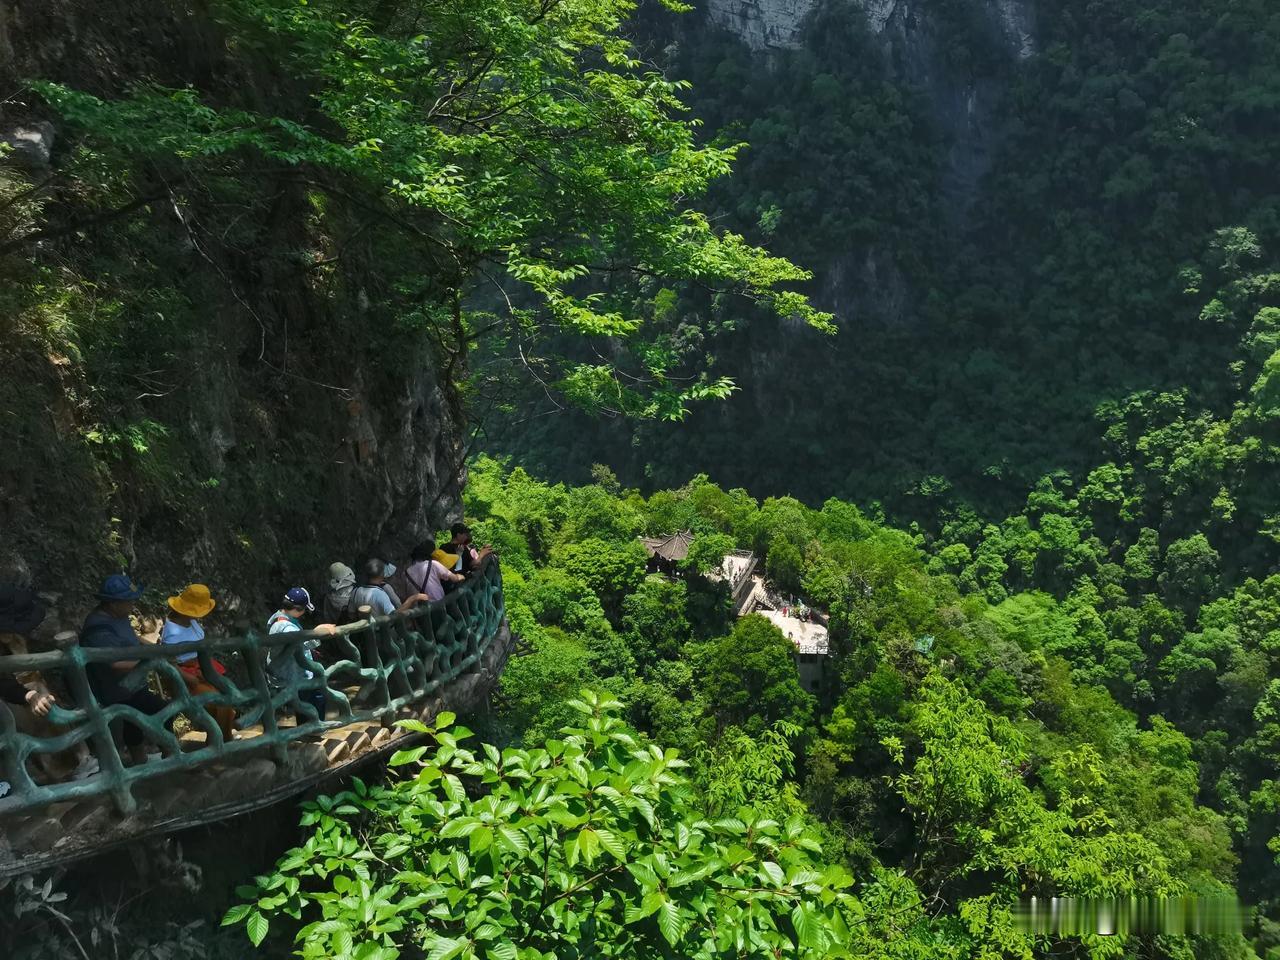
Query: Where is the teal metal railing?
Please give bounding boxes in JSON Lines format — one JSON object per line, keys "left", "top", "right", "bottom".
{"left": 0, "top": 557, "right": 504, "bottom": 817}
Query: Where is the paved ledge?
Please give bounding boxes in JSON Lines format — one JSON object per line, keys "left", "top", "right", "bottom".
{"left": 0, "top": 620, "right": 513, "bottom": 877}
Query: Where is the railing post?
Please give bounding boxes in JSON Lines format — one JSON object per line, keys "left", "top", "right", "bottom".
{"left": 355, "top": 611, "right": 391, "bottom": 717}
{"left": 57, "top": 632, "right": 135, "bottom": 815}
{"left": 0, "top": 700, "right": 28, "bottom": 802}
{"left": 241, "top": 628, "right": 287, "bottom": 766}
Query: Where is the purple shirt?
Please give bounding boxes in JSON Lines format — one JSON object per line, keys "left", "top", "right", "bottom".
{"left": 404, "top": 559, "right": 451, "bottom": 602}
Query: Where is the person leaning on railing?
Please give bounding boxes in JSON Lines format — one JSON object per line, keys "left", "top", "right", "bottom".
{"left": 266, "top": 587, "right": 338, "bottom": 726}
{"left": 353, "top": 559, "right": 430, "bottom": 616}
{"left": 439, "top": 523, "right": 494, "bottom": 593}
{"left": 0, "top": 584, "right": 99, "bottom": 782}
{"left": 79, "top": 575, "right": 176, "bottom": 766}
{"left": 161, "top": 583, "right": 237, "bottom": 743}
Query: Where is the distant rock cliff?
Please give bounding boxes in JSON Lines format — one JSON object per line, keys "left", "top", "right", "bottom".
{"left": 704, "top": 0, "right": 1034, "bottom": 58}
{"left": 695, "top": 0, "right": 1037, "bottom": 326}
{"left": 701, "top": 0, "right": 1035, "bottom": 205}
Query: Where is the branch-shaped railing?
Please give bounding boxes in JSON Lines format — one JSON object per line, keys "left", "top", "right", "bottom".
{"left": 0, "top": 557, "right": 505, "bottom": 818}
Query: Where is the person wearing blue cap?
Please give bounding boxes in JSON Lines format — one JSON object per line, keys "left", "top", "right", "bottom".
{"left": 266, "top": 587, "right": 338, "bottom": 726}
{"left": 79, "top": 574, "right": 173, "bottom": 766}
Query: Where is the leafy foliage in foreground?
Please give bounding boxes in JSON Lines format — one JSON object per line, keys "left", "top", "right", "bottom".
{"left": 228, "top": 690, "right": 1208, "bottom": 960}
{"left": 226, "top": 696, "right": 865, "bottom": 960}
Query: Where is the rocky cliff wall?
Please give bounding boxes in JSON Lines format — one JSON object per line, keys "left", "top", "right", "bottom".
{"left": 700, "top": 0, "right": 1035, "bottom": 204}
{"left": 0, "top": 0, "right": 467, "bottom": 629}
{"left": 703, "top": 0, "right": 1034, "bottom": 58}
{"left": 689, "top": 0, "right": 1037, "bottom": 327}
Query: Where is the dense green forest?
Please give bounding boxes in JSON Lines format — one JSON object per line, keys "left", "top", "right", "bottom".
{"left": 225, "top": 454, "right": 1266, "bottom": 957}
{"left": 502, "top": 0, "right": 1280, "bottom": 515}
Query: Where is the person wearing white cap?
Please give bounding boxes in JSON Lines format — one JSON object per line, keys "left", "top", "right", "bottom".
{"left": 323, "top": 562, "right": 357, "bottom": 625}
{"left": 266, "top": 587, "right": 338, "bottom": 725}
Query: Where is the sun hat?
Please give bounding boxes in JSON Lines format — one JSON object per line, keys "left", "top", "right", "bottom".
{"left": 168, "top": 583, "right": 216, "bottom": 618}
{"left": 283, "top": 587, "right": 315, "bottom": 612}
{"left": 0, "top": 584, "right": 46, "bottom": 634}
{"left": 328, "top": 562, "right": 355, "bottom": 591}
{"left": 99, "top": 574, "right": 144, "bottom": 602}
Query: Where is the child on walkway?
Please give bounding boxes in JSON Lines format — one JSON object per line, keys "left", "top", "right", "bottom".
{"left": 266, "top": 588, "right": 337, "bottom": 726}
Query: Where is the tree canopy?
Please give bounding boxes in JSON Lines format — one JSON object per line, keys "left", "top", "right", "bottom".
{"left": 31, "top": 0, "right": 833, "bottom": 421}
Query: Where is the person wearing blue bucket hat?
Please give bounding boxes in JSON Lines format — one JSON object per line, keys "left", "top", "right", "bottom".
{"left": 79, "top": 573, "right": 173, "bottom": 766}
{"left": 98, "top": 574, "right": 145, "bottom": 602}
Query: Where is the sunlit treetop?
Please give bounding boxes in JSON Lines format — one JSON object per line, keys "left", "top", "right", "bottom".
{"left": 34, "top": 0, "right": 834, "bottom": 420}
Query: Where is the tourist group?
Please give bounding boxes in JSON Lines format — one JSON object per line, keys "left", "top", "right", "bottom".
{"left": 0, "top": 524, "right": 491, "bottom": 793}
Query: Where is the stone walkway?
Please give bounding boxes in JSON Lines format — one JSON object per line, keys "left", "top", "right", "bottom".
{"left": 0, "top": 622, "right": 513, "bottom": 876}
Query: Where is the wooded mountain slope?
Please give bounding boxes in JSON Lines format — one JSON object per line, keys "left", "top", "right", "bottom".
{"left": 504, "top": 0, "right": 1280, "bottom": 517}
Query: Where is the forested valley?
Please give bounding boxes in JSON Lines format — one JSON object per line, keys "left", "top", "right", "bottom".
{"left": 2, "top": 0, "right": 1280, "bottom": 958}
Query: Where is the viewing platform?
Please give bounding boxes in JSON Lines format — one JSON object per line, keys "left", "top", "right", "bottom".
{"left": 0, "top": 558, "right": 511, "bottom": 876}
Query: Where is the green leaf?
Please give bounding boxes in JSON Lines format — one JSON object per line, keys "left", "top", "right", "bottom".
{"left": 628, "top": 891, "right": 663, "bottom": 922}
{"left": 760, "top": 861, "right": 785, "bottom": 886}
{"left": 390, "top": 746, "right": 428, "bottom": 766}
{"left": 593, "top": 828, "right": 627, "bottom": 861}
{"left": 221, "top": 904, "right": 251, "bottom": 926}
{"left": 577, "top": 828, "right": 601, "bottom": 865}
{"left": 656, "top": 898, "right": 683, "bottom": 946}
{"left": 488, "top": 941, "right": 517, "bottom": 960}
{"left": 791, "top": 903, "right": 825, "bottom": 950}
{"left": 470, "top": 825, "right": 494, "bottom": 853}
{"left": 674, "top": 822, "right": 690, "bottom": 850}
{"left": 440, "top": 817, "right": 480, "bottom": 839}
{"left": 450, "top": 849, "right": 469, "bottom": 881}
{"left": 435, "top": 711, "right": 456, "bottom": 730}
{"left": 442, "top": 774, "right": 467, "bottom": 803}
{"left": 497, "top": 825, "right": 528, "bottom": 854}
{"left": 334, "top": 927, "right": 355, "bottom": 956}
{"left": 427, "top": 937, "right": 467, "bottom": 960}
{"left": 630, "top": 797, "right": 656, "bottom": 829}
{"left": 246, "top": 910, "right": 269, "bottom": 947}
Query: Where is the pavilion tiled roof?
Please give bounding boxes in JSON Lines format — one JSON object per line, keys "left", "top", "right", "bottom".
{"left": 641, "top": 530, "right": 695, "bottom": 562}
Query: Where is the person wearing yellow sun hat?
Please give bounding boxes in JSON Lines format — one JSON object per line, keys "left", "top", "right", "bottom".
{"left": 162, "top": 583, "right": 236, "bottom": 742}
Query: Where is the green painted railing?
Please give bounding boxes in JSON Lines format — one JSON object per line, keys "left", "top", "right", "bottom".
{"left": 0, "top": 557, "right": 505, "bottom": 817}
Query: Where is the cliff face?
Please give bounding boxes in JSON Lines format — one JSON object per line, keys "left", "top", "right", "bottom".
{"left": 687, "top": 0, "right": 1037, "bottom": 331}
{"left": 704, "top": 0, "right": 1034, "bottom": 58}
{"left": 0, "top": 0, "right": 466, "bottom": 623}
{"left": 702, "top": 0, "right": 1035, "bottom": 203}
